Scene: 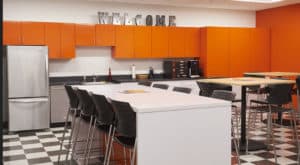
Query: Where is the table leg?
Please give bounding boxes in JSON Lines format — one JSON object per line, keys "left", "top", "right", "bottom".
{"left": 238, "top": 86, "right": 266, "bottom": 151}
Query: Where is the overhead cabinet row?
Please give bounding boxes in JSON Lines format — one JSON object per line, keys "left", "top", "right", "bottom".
{"left": 3, "top": 21, "right": 200, "bottom": 59}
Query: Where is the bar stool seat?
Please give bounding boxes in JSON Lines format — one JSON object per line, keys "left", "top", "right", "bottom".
{"left": 114, "top": 136, "right": 136, "bottom": 148}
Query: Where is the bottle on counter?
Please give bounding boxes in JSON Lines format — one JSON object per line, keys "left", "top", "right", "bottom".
{"left": 148, "top": 66, "right": 154, "bottom": 79}
{"left": 131, "top": 64, "right": 136, "bottom": 79}
{"left": 107, "top": 67, "right": 112, "bottom": 82}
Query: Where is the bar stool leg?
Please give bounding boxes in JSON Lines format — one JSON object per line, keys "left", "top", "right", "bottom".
{"left": 85, "top": 119, "right": 97, "bottom": 165}
{"left": 83, "top": 116, "right": 94, "bottom": 164}
{"left": 130, "top": 140, "right": 137, "bottom": 165}
{"left": 71, "top": 113, "right": 83, "bottom": 161}
{"left": 123, "top": 147, "right": 127, "bottom": 165}
{"left": 103, "top": 125, "right": 112, "bottom": 165}
{"left": 106, "top": 128, "right": 116, "bottom": 165}
{"left": 58, "top": 107, "right": 71, "bottom": 164}
{"left": 65, "top": 110, "right": 78, "bottom": 162}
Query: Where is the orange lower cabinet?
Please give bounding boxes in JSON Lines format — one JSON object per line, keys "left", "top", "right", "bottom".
{"left": 151, "top": 26, "right": 169, "bottom": 58}
{"left": 45, "top": 23, "right": 61, "bottom": 59}
{"left": 61, "top": 23, "right": 76, "bottom": 59}
{"left": 169, "top": 27, "right": 186, "bottom": 58}
{"left": 134, "top": 26, "right": 151, "bottom": 58}
{"left": 75, "top": 24, "right": 95, "bottom": 46}
{"left": 21, "top": 22, "right": 45, "bottom": 45}
{"left": 113, "top": 26, "right": 134, "bottom": 59}
{"left": 95, "top": 24, "right": 115, "bottom": 46}
{"left": 3, "top": 21, "right": 22, "bottom": 45}
{"left": 185, "top": 27, "right": 201, "bottom": 58}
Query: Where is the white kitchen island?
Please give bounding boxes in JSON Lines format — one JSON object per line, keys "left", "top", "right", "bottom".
{"left": 74, "top": 84, "right": 231, "bottom": 165}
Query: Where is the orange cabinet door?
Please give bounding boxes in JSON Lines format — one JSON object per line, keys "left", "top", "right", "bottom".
{"left": 205, "top": 27, "right": 230, "bottom": 77}
{"left": 229, "top": 28, "right": 252, "bottom": 77}
{"left": 3, "top": 21, "right": 22, "bottom": 45}
{"left": 113, "top": 26, "right": 134, "bottom": 59}
{"left": 61, "top": 23, "right": 75, "bottom": 59}
{"left": 45, "top": 23, "right": 61, "bottom": 59}
{"left": 185, "top": 28, "right": 201, "bottom": 58}
{"left": 134, "top": 26, "right": 151, "bottom": 58}
{"left": 21, "top": 22, "right": 45, "bottom": 45}
{"left": 250, "top": 28, "right": 270, "bottom": 72}
{"left": 169, "top": 27, "right": 186, "bottom": 58}
{"left": 75, "top": 24, "right": 95, "bottom": 46}
{"left": 151, "top": 27, "right": 169, "bottom": 58}
{"left": 95, "top": 25, "right": 115, "bottom": 46}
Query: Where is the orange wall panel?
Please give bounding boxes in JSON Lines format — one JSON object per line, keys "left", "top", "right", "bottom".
{"left": 95, "top": 25, "right": 115, "bottom": 46}
{"left": 185, "top": 28, "right": 201, "bottom": 58}
{"left": 113, "top": 26, "right": 134, "bottom": 59}
{"left": 169, "top": 27, "right": 186, "bottom": 58}
{"left": 21, "top": 22, "right": 45, "bottom": 45}
{"left": 249, "top": 28, "right": 270, "bottom": 72}
{"left": 61, "top": 23, "right": 75, "bottom": 59}
{"left": 3, "top": 21, "right": 22, "bottom": 45}
{"left": 134, "top": 26, "right": 151, "bottom": 58}
{"left": 206, "top": 27, "right": 230, "bottom": 77}
{"left": 45, "top": 23, "right": 61, "bottom": 59}
{"left": 229, "top": 28, "right": 252, "bottom": 77}
{"left": 75, "top": 24, "right": 95, "bottom": 46}
{"left": 151, "top": 27, "right": 169, "bottom": 58}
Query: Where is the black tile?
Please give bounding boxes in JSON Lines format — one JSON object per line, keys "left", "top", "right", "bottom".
{"left": 18, "top": 131, "right": 36, "bottom": 137}
{"left": 24, "top": 148, "right": 46, "bottom": 154}
{"left": 47, "top": 150, "right": 68, "bottom": 156}
{"left": 3, "top": 154, "right": 26, "bottom": 161}
{"left": 52, "top": 130, "right": 69, "bottom": 134}
{"left": 253, "top": 159, "right": 279, "bottom": 165}
{"left": 255, "top": 152, "right": 276, "bottom": 159}
{"left": 3, "top": 137, "right": 20, "bottom": 142}
{"left": 42, "top": 141, "right": 60, "bottom": 147}
{"left": 37, "top": 134, "right": 56, "bottom": 139}
{"left": 21, "top": 140, "right": 40, "bottom": 145}
{"left": 3, "top": 145, "right": 23, "bottom": 151}
{"left": 27, "top": 157, "right": 52, "bottom": 164}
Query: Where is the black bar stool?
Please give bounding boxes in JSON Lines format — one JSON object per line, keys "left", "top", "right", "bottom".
{"left": 152, "top": 83, "right": 169, "bottom": 90}
{"left": 138, "top": 81, "right": 152, "bottom": 87}
{"left": 58, "top": 85, "right": 80, "bottom": 164}
{"left": 106, "top": 100, "right": 137, "bottom": 165}
{"left": 85, "top": 93, "right": 115, "bottom": 165}
{"left": 173, "top": 86, "right": 192, "bottom": 94}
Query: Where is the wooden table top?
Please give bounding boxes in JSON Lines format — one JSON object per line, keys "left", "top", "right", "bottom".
{"left": 197, "top": 77, "right": 295, "bottom": 86}
{"left": 244, "top": 72, "right": 300, "bottom": 77}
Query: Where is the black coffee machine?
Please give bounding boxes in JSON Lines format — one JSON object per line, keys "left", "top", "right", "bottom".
{"left": 188, "top": 60, "right": 201, "bottom": 78}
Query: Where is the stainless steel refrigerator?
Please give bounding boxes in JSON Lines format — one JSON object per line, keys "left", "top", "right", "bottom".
{"left": 3, "top": 46, "right": 50, "bottom": 132}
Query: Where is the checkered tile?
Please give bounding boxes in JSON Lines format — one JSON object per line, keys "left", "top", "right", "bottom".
{"left": 3, "top": 127, "right": 73, "bottom": 165}
{"left": 3, "top": 125, "right": 300, "bottom": 165}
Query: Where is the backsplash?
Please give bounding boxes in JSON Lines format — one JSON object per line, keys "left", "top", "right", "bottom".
{"left": 49, "top": 47, "right": 164, "bottom": 77}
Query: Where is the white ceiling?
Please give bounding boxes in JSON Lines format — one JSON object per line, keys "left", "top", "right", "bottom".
{"left": 86, "top": 0, "right": 300, "bottom": 11}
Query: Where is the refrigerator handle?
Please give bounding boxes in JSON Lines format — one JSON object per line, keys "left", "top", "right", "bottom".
{"left": 10, "top": 98, "right": 48, "bottom": 103}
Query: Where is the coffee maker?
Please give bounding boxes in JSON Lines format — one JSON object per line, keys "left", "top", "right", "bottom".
{"left": 188, "top": 60, "right": 201, "bottom": 78}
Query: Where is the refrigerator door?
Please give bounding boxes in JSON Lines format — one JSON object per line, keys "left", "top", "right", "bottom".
{"left": 7, "top": 46, "right": 48, "bottom": 98}
{"left": 9, "top": 98, "right": 50, "bottom": 131}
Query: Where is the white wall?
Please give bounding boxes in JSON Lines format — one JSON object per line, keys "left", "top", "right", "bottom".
{"left": 3, "top": 0, "right": 256, "bottom": 77}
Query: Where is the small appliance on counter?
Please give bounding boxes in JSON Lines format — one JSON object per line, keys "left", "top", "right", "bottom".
{"left": 163, "top": 59, "right": 201, "bottom": 79}
{"left": 188, "top": 60, "right": 201, "bottom": 78}
{"left": 163, "top": 60, "right": 189, "bottom": 79}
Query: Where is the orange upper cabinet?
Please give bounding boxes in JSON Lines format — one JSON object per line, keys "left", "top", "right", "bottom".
{"left": 229, "top": 28, "right": 252, "bottom": 77}
{"left": 169, "top": 27, "right": 186, "bottom": 58}
{"left": 75, "top": 24, "right": 95, "bottom": 46}
{"left": 21, "top": 22, "right": 45, "bottom": 45}
{"left": 61, "top": 23, "right": 76, "bottom": 59}
{"left": 151, "top": 26, "right": 169, "bottom": 58}
{"left": 95, "top": 25, "right": 115, "bottom": 46}
{"left": 3, "top": 21, "right": 22, "bottom": 45}
{"left": 250, "top": 28, "right": 270, "bottom": 72}
{"left": 134, "top": 26, "right": 152, "bottom": 58}
{"left": 206, "top": 27, "right": 230, "bottom": 77}
{"left": 185, "top": 28, "right": 201, "bottom": 58}
{"left": 113, "top": 26, "right": 134, "bottom": 58}
{"left": 45, "top": 23, "right": 61, "bottom": 59}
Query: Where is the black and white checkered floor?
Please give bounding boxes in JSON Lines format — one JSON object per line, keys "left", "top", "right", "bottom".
{"left": 3, "top": 124, "right": 300, "bottom": 165}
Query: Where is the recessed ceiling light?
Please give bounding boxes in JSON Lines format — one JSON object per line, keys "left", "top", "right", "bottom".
{"left": 233, "top": 0, "right": 283, "bottom": 3}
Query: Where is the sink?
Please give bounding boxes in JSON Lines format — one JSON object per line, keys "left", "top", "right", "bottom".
{"left": 81, "top": 81, "right": 107, "bottom": 85}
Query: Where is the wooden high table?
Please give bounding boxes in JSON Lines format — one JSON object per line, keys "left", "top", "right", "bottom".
{"left": 197, "top": 77, "right": 295, "bottom": 151}
{"left": 244, "top": 72, "right": 300, "bottom": 78}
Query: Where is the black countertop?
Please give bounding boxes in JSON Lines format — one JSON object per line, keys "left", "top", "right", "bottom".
{"left": 49, "top": 74, "right": 203, "bottom": 86}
